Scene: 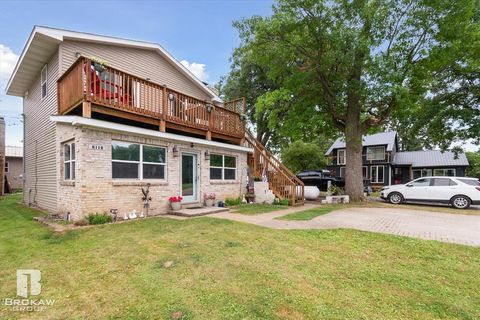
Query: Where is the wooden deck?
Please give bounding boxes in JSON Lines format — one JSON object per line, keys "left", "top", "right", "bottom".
{"left": 57, "top": 57, "right": 246, "bottom": 144}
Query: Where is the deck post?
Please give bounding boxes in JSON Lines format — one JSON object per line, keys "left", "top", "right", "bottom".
{"left": 82, "top": 101, "right": 91, "bottom": 118}
{"left": 159, "top": 120, "right": 166, "bottom": 132}
{"left": 206, "top": 131, "right": 212, "bottom": 140}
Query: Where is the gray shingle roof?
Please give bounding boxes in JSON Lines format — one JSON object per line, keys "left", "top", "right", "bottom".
{"left": 325, "top": 131, "right": 397, "bottom": 155}
{"left": 392, "top": 150, "right": 469, "bottom": 167}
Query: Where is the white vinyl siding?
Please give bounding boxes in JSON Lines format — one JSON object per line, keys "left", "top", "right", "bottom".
{"left": 23, "top": 52, "right": 59, "bottom": 211}
{"left": 370, "top": 165, "right": 384, "bottom": 183}
{"left": 60, "top": 40, "right": 211, "bottom": 102}
{"left": 366, "top": 146, "right": 385, "bottom": 161}
{"left": 337, "top": 149, "right": 346, "bottom": 165}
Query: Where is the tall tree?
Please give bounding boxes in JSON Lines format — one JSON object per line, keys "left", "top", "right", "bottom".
{"left": 232, "top": 0, "right": 479, "bottom": 200}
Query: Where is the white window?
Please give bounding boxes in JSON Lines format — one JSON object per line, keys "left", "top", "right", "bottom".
{"left": 210, "top": 154, "right": 236, "bottom": 180}
{"left": 339, "top": 167, "right": 346, "bottom": 178}
{"left": 41, "top": 65, "right": 48, "bottom": 99}
{"left": 433, "top": 168, "right": 455, "bottom": 176}
{"left": 112, "top": 141, "right": 166, "bottom": 180}
{"left": 413, "top": 169, "right": 432, "bottom": 179}
{"left": 370, "top": 165, "right": 384, "bottom": 183}
{"left": 63, "top": 142, "right": 76, "bottom": 180}
{"left": 337, "top": 149, "right": 346, "bottom": 165}
{"left": 366, "top": 146, "right": 385, "bottom": 161}
{"left": 5, "top": 161, "right": 9, "bottom": 173}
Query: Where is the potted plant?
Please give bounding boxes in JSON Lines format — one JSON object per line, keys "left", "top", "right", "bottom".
{"left": 203, "top": 193, "right": 216, "bottom": 207}
{"left": 90, "top": 56, "right": 108, "bottom": 73}
{"left": 169, "top": 195, "right": 183, "bottom": 211}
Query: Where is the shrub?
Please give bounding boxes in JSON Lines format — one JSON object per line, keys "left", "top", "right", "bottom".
{"left": 281, "top": 141, "right": 327, "bottom": 173}
{"left": 86, "top": 212, "right": 112, "bottom": 225}
{"left": 273, "top": 198, "right": 290, "bottom": 206}
{"left": 328, "top": 185, "right": 345, "bottom": 196}
{"left": 225, "top": 197, "right": 242, "bottom": 206}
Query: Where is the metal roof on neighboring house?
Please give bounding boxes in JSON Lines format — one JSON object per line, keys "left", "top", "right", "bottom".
{"left": 5, "top": 146, "right": 23, "bottom": 158}
{"left": 325, "top": 131, "right": 397, "bottom": 155}
{"left": 392, "top": 150, "right": 469, "bottom": 167}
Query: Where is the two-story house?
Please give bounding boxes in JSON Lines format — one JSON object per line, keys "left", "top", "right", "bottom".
{"left": 325, "top": 131, "right": 469, "bottom": 188}
{"left": 6, "top": 26, "right": 303, "bottom": 220}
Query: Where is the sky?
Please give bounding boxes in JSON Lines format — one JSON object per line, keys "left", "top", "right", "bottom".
{"left": 0, "top": 0, "right": 274, "bottom": 146}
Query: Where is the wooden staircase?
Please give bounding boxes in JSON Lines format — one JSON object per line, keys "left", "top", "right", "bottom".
{"left": 244, "top": 131, "right": 305, "bottom": 206}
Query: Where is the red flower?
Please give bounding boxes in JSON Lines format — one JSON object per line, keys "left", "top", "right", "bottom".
{"left": 169, "top": 196, "right": 183, "bottom": 203}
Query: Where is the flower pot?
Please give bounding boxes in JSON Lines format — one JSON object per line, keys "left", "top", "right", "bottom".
{"left": 205, "top": 199, "right": 215, "bottom": 207}
{"left": 170, "top": 202, "right": 182, "bottom": 211}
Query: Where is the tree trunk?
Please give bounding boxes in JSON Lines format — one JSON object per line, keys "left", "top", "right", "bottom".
{"left": 344, "top": 104, "right": 365, "bottom": 202}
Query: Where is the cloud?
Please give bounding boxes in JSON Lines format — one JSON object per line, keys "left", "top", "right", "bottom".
{"left": 180, "top": 60, "right": 209, "bottom": 82}
{"left": 0, "top": 44, "right": 19, "bottom": 92}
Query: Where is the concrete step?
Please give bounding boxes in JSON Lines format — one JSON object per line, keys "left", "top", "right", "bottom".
{"left": 169, "top": 207, "right": 229, "bottom": 217}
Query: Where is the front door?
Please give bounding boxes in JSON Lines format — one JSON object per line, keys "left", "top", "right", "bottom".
{"left": 181, "top": 153, "right": 198, "bottom": 202}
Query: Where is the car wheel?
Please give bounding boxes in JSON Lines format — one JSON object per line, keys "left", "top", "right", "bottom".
{"left": 388, "top": 192, "right": 403, "bottom": 205}
{"left": 451, "top": 195, "right": 471, "bottom": 209}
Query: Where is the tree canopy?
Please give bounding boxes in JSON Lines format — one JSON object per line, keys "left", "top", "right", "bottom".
{"left": 280, "top": 141, "right": 327, "bottom": 173}
{"left": 224, "top": 0, "right": 480, "bottom": 200}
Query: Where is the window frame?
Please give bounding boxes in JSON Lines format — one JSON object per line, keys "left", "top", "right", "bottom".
{"left": 337, "top": 149, "right": 346, "bottom": 165}
{"left": 41, "top": 64, "right": 48, "bottom": 99}
{"left": 210, "top": 154, "right": 237, "bottom": 181}
{"left": 5, "top": 161, "right": 9, "bottom": 173}
{"left": 370, "top": 165, "right": 384, "bottom": 183}
{"left": 433, "top": 168, "right": 456, "bottom": 177}
{"left": 362, "top": 166, "right": 368, "bottom": 179}
{"left": 111, "top": 141, "right": 167, "bottom": 180}
{"left": 366, "top": 146, "right": 385, "bottom": 161}
{"left": 63, "top": 141, "right": 76, "bottom": 181}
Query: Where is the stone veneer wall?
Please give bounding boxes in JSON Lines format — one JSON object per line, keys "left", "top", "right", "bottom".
{"left": 56, "top": 123, "right": 248, "bottom": 220}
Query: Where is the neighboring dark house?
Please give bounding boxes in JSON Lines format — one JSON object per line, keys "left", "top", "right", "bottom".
{"left": 325, "top": 131, "right": 469, "bottom": 188}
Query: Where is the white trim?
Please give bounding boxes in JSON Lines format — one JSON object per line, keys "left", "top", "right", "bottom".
{"left": 366, "top": 146, "right": 385, "bottom": 161}
{"left": 40, "top": 64, "right": 48, "bottom": 99}
{"left": 7, "top": 26, "right": 221, "bottom": 102}
{"left": 50, "top": 116, "right": 253, "bottom": 153}
{"left": 209, "top": 153, "right": 237, "bottom": 181}
{"left": 370, "top": 165, "right": 384, "bottom": 183}
{"left": 111, "top": 141, "right": 167, "bottom": 180}
{"left": 337, "top": 149, "right": 346, "bottom": 165}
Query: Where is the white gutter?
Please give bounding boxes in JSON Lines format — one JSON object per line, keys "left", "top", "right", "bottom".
{"left": 50, "top": 115, "right": 253, "bottom": 153}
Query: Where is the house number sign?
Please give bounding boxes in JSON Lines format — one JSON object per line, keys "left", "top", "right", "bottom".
{"left": 89, "top": 144, "right": 104, "bottom": 150}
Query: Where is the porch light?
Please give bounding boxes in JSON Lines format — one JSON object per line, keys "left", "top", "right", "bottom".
{"left": 206, "top": 104, "right": 214, "bottom": 113}
{"left": 172, "top": 145, "right": 179, "bottom": 157}
{"left": 204, "top": 150, "right": 210, "bottom": 161}
{"left": 168, "top": 92, "right": 175, "bottom": 102}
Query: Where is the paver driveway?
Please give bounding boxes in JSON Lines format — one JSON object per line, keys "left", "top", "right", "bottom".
{"left": 211, "top": 206, "right": 480, "bottom": 247}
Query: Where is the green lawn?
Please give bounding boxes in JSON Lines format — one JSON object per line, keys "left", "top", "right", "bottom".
{"left": 1, "top": 194, "right": 480, "bottom": 319}
{"left": 277, "top": 205, "right": 343, "bottom": 220}
{"left": 230, "top": 203, "right": 289, "bottom": 215}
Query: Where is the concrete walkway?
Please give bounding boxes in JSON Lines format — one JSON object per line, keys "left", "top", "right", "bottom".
{"left": 210, "top": 206, "right": 480, "bottom": 247}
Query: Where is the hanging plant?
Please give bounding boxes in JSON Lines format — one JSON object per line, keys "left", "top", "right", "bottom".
{"left": 90, "top": 56, "right": 108, "bottom": 73}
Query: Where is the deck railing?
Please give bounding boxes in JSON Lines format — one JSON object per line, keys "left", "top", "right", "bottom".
{"left": 57, "top": 57, "right": 245, "bottom": 139}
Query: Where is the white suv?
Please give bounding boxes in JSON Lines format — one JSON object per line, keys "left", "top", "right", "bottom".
{"left": 380, "top": 176, "right": 480, "bottom": 209}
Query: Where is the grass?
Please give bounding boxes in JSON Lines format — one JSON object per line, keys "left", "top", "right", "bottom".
{"left": 1, "top": 194, "right": 480, "bottom": 319}
{"left": 230, "top": 203, "right": 289, "bottom": 215}
{"left": 278, "top": 204, "right": 343, "bottom": 220}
